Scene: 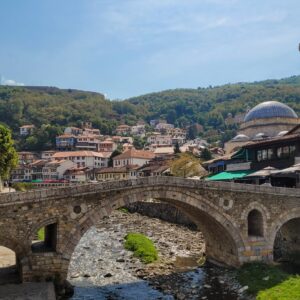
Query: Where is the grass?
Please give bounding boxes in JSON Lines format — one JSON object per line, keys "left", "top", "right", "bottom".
{"left": 12, "top": 182, "right": 34, "bottom": 192}
{"left": 118, "top": 207, "right": 129, "bottom": 213}
{"left": 37, "top": 228, "right": 45, "bottom": 241}
{"left": 237, "top": 262, "right": 300, "bottom": 300}
{"left": 124, "top": 233, "right": 158, "bottom": 264}
{"left": 257, "top": 276, "right": 300, "bottom": 300}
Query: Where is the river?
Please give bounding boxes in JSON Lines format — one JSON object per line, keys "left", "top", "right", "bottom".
{"left": 68, "top": 210, "right": 248, "bottom": 300}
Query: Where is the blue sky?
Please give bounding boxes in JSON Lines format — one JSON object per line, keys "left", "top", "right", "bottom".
{"left": 0, "top": 0, "right": 299, "bottom": 99}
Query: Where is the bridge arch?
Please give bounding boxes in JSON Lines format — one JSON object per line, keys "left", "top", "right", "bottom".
{"left": 270, "top": 208, "right": 300, "bottom": 262}
{"left": 61, "top": 186, "right": 246, "bottom": 277}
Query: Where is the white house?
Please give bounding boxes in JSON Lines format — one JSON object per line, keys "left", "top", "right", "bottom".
{"left": 20, "top": 125, "right": 35, "bottom": 136}
{"left": 147, "top": 134, "right": 172, "bottom": 146}
{"left": 52, "top": 151, "right": 111, "bottom": 168}
{"left": 42, "top": 160, "right": 76, "bottom": 180}
{"left": 113, "top": 148, "right": 155, "bottom": 167}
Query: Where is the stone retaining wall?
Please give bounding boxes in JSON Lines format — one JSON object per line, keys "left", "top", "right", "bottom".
{"left": 125, "top": 201, "right": 197, "bottom": 230}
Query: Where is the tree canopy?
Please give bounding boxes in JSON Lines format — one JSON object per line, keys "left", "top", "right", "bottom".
{"left": 1, "top": 75, "right": 300, "bottom": 149}
{"left": 0, "top": 125, "right": 18, "bottom": 179}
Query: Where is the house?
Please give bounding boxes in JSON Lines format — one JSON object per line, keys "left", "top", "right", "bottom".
{"left": 155, "top": 122, "right": 174, "bottom": 133}
{"left": 153, "top": 147, "right": 175, "bottom": 157}
{"left": 99, "top": 140, "right": 117, "bottom": 152}
{"left": 30, "top": 160, "right": 48, "bottom": 180}
{"left": 113, "top": 148, "right": 155, "bottom": 167}
{"left": 52, "top": 151, "right": 111, "bottom": 168}
{"left": 230, "top": 125, "right": 300, "bottom": 171}
{"left": 112, "top": 136, "right": 134, "bottom": 144}
{"left": 206, "top": 124, "right": 300, "bottom": 183}
{"left": 75, "top": 135, "right": 101, "bottom": 151}
{"left": 18, "top": 152, "right": 39, "bottom": 164}
{"left": 131, "top": 125, "right": 146, "bottom": 136}
{"left": 138, "top": 163, "right": 170, "bottom": 177}
{"left": 116, "top": 124, "right": 131, "bottom": 135}
{"left": 40, "top": 150, "right": 56, "bottom": 160}
{"left": 95, "top": 165, "right": 139, "bottom": 182}
{"left": 11, "top": 165, "right": 32, "bottom": 182}
{"left": 64, "top": 127, "right": 83, "bottom": 136}
{"left": 20, "top": 125, "right": 35, "bottom": 136}
{"left": 147, "top": 134, "right": 172, "bottom": 146}
{"left": 63, "top": 167, "right": 93, "bottom": 183}
{"left": 42, "top": 160, "right": 76, "bottom": 180}
{"left": 82, "top": 128, "right": 101, "bottom": 136}
{"left": 56, "top": 134, "right": 77, "bottom": 151}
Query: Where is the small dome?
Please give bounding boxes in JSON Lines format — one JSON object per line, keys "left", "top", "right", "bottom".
{"left": 277, "top": 131, "right": 288, "bottom": 136}
{"left": 253, "top": 132, "right": 268, "bottom": 140}
{"left": 244, "top": 101, "right": 298, "bottom": 122}
{"left": 232, "top": 134, "right": 250, "bottom": 142}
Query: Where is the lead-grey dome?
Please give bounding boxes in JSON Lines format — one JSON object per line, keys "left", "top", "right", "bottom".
{"left": 244, "top": 101, "right": 298, "bottom": 122}
{"left": 232, "top": 134, "right": 250, "bottom": 142}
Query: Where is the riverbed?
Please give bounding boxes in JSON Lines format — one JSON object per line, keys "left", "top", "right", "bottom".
{"left": 68, "top": 210, "right": 248, "bottom": 300}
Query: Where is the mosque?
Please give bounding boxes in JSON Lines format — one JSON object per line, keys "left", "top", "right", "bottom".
{"left": 225, "top": 101, "right": 300, "bottom": 153}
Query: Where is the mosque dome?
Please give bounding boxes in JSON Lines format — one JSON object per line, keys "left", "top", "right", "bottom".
{"left": 232, "top": 134, "right": 250, "bottom": 142}
{"left": 244, "top": 101, "right": 298, "bottom": 123}
{"left": 253, "top": 132, "right": 268, "bottom": 140}
{"left": 277, "top": 130, "right": 288, "bottom": 136}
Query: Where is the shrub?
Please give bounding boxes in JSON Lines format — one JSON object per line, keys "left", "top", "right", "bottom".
{"left": 37, "top": 228, "right": 45, "bottom": 241}
{"left": 124, "top": 233, "right": 158, "bottom": 264}
{"left": 12, "top": 182, "right": 34, "bottom": 192}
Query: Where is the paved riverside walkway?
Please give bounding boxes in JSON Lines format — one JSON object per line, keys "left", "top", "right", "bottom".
{"left": 0, "top": 282, "right": 56, "bottom": 300}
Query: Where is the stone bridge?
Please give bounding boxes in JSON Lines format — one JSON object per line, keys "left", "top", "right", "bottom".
{"left": 0, "top": 177, "right": 299, "bottom": 285}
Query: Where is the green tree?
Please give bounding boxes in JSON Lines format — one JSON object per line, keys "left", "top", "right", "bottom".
{"left": 0, "top": 125, "right": 18, "bottom": 179}
{"left": 174, "top": 142, "right": 181, "bottom": 154}
{"left": 200, "top": 148, "right": 212, "bottom": 161}
{"left": 108, "top": 149, "right": 122, "bottom": 167}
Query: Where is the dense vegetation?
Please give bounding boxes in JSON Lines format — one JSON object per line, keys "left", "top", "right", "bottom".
{"left": 127, "top": 75, "right": 300, "bottom": 143}
{"left": 237, "top": 262, "right": 300, "bottom": 299}
{"left": 124, "top": 232, "right": 158, "bottom": 264}
{"left": 1, "top": 75, "right": 300, "bottom": 150}
{"left": 0, "top": 125, "right": 18, "bottom": 178}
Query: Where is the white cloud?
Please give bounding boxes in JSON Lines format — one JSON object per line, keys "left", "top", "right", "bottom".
{"left": 1, "top": 78, "right": 24, "bottom": 86}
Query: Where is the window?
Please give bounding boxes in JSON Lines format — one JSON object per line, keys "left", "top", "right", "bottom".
{"left": 268, "top": 149, "right": 275, "bottom": 160}
{"left": 31, "top": 223, "right": 57, "bottom": 253}
{"left": 277, "top": 145, "right": 296, "bottom": 159}
{"left": 262, "top": 149, "right": 268, "bottom": 161}
{"left": 248, "top": 210, "right": 263, "bottom": 237}
{"left": 257, "top": 150, "right": 262, "bottom": 162}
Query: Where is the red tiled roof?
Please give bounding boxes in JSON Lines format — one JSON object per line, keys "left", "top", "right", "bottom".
{"left": 53, "top": 151, "right": 110, "bottom": 158}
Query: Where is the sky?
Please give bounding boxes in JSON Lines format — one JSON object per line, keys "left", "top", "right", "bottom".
{"left": 0, "top": 0, "right": 299, "bottom": 99}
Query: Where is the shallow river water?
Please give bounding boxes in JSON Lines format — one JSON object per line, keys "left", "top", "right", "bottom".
{"left": 68, "top": 211, "right": 247, "bottom": 300}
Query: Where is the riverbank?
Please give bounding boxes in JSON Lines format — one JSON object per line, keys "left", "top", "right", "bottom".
{"left": 68, "top": 210, "right": 248, "bottom": 299}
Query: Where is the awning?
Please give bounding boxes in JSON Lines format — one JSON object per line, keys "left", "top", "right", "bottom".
{"left": 206, "top": 170, "right": 253, "bottom": 181}
{"left": 31, "top": 179, "right": 43, "bottom": 183}
{"left": 246, "top": 166, "right": 278, "bottom": 178}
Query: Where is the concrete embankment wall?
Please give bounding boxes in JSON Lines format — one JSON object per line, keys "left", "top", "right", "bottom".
{"left": 125, "top": 201, "right": 197, "bottom": 230}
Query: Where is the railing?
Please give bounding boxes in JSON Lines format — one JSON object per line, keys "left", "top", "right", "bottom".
{"left": 1, "top": 176, "right": 300, "bottom": 206}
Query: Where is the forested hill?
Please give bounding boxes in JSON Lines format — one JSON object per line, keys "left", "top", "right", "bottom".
{"left": 0, "top": 86, "right": 117, "bottom": 135}
{"left": 126, "top": 75, "right": 300, "bottom": 128}
{"left": 0, "top": 75, "right": 300, "bottom": 149}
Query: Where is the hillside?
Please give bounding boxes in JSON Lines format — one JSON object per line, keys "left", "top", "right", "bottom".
{"left": 0, "top": 75, "right": 300, "bottom": 149}
{"left": 126, "top": 75, "right": 300, "bottom": 142}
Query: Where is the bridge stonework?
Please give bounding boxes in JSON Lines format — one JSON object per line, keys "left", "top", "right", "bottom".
{"left": 0, "top": 177, "right": 299, "bottom": 285}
